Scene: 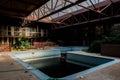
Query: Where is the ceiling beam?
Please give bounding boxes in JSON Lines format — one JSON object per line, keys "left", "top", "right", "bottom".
{"left": 37, "top": 0, "right": 86, "bottom": 21}
{"left": 53, "top": 14, "right": 120, "bottom": 30}
{"left": 24, "top": 0, "right": 86, "bottom": 27}
{"left": 53, "top": 0, "right": 118, "bottom": 21}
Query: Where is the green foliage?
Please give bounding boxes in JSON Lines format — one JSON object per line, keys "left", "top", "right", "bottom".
{"left": 102, "top": 34, "right": 120, "bottom": 44}
{"left": 89, "top": 40, "right": 102, "bottom": 53}
{"left": 13, "top": 38, "right": 31, "bottom": 51}
{"left": 88, "top": 34, "right": 120, "bottom": 53}
{"left": 29, "top": 45, "right": 36, "bottom": 49}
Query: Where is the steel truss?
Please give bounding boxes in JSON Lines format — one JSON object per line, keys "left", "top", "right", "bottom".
{"left": 22, "top": 0, "right": 119, "bottom": 28}
{"left": 51, "top": 0, "right": 120, "bottom": 29}
{"left": 22, "top": 0, "right": 85, "bottom": 26}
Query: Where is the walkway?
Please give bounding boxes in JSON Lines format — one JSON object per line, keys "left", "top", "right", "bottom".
{"left": 0, "top": 51, "right": 120, "bottom": 80}
{"left": 77, "top": 62, "right": 120, "bottom": 80}
{"left": 0, "top": 54, "right": 39, "bottom": 80}
{"left": 75, "top": 51, "right": 120, "bottom": 80}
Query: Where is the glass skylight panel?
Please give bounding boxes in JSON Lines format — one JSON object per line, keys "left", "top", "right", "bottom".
{"left": 51, "top": 0, "right": 106, "bottom": 19}
{"left": 26, "top": 0, "right": 106, "bottom": 22}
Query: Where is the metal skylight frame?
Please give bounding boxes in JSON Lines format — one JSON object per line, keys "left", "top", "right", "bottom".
{"left": 23, "top": 0, "right": 111, "bottom": 26}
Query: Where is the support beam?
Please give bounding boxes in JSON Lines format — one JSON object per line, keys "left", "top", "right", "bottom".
{"left": 23, "top": 0, "right": 86, "bottom": 27}
{"left": 53, "top": 0, "right": 120, "bottom": 22}
{"left": 66, "top": 0, "right": 107, "bottom": 16}
{"left": 37, "top": 0, "right": 85, "bottom": 21}
{"left": 89, "top": 0, "right": 97, "bottom": 10}
{"left": 53, "top": 14, "right": 120, "bottom": 30}
{"left": 109, "top": 0, "right": 113, "bottom": 3}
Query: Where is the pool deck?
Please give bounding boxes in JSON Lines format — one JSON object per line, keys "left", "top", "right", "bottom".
{"left": 77, "top": 62, "right": 120, "bottom": 80}
{"left": 0, "top": 50, "right": 120, "bottom": 80}
{"left": 75, "top": 51, "right": 120, "bottom": 80}
{"left": 0, "top": 54, "right": 39, "bottom": 80}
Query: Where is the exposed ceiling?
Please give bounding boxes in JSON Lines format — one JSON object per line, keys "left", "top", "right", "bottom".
{"left": 0, "top": 0, "right": 49, "bottom": 18}
{"left": 51, "top": 0, "right": 120, "bottom": 30}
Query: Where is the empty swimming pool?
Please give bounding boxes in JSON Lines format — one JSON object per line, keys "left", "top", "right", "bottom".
{"left": 11, "top": 51, "right": 119, "bottom": 80}
{"left": 23, "top": 53, "right": 116, "bottom": 80}
{"left": 27, "top": 57, "right": 90, "bottom": 78}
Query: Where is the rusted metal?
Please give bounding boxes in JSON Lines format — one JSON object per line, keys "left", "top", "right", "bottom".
{"left": 53, "top": 14, "right": 120, "bottom": 30}
{"left": 89, "top": 0, "right": 97, "bottom": 10}
{"left": 23, "top": 0, "right": 85, "bottom": 27}
{"left": 37, "top": 0, "right": 85, "bottom": 20}
{"left": 53, "top": 0, "right": 120, "bottom": 21}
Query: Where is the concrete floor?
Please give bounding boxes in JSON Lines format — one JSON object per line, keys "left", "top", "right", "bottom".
{"left": 77, "top": 62, "right": 120, "bottom": 80}
{"left": 75, "top": 51, "right": 120, "bottom": 80}
{"left": 0, "top": 51, "right": 120, "bottom": 80}
{"left": 0, "top": 54, "right": 39, "bottom": 80}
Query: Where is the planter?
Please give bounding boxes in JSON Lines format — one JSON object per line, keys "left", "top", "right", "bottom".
{"left": 101, "top": 44, "right": 120, "bottom": 57}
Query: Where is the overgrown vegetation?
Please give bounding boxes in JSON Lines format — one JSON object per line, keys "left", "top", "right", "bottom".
{"left": 13, "top": 38, "right": 35, "bottom": 51}
{"left": 88, "top": 34, "right": 120, "bottom": 53}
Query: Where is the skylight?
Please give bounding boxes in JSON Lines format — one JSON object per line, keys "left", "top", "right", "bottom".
{"left": 51, "top": 0, "right": 105, "bottom": 19}
{"left": 25, "top": 0, "right": 106, "bottom": 23}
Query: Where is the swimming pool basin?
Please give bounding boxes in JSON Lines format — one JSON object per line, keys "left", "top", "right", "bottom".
{"left": 10, "top": 51, "right": 119, "bottom": 80}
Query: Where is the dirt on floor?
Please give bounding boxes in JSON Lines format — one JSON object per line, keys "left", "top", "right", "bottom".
{"left": 0, "top": 50, "right": 120, "bottom": 80}
{"left": 0, "top": 54, "right": 40, "bottom": 80}
{"left": 76, "top": 62, "right": 120, "bottom": 80}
